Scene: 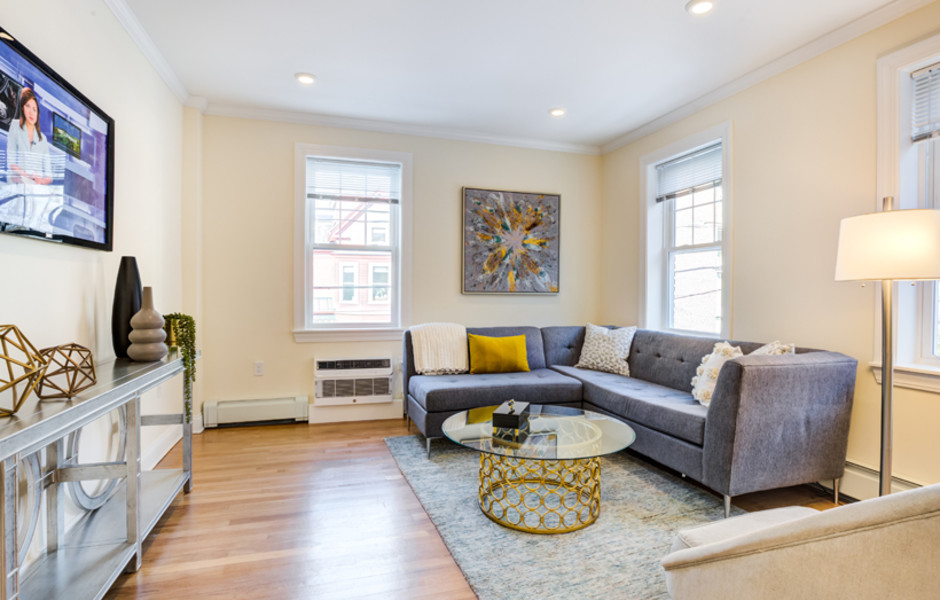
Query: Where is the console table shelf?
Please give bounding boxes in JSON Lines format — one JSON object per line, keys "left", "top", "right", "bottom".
{"left": 0, "top": 352, "right": 193, "bottom": 600}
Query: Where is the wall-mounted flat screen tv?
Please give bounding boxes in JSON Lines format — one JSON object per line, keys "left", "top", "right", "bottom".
{"left": 0, "top": 26, "right": 114, "bottom": 251}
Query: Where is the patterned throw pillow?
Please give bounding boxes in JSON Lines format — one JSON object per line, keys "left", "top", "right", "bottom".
{"left": 575, "top": 324, "right": 637, "bottom": 376}
{"left": 750, "top": 340, "right": 796, "bottom": 355}
{"left": 691, "top": 341, "right": 743, "bottom": 407}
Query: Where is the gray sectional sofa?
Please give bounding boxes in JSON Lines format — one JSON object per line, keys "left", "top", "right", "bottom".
{"left": 403, "top": 326, "right": 858, "bottom": 515}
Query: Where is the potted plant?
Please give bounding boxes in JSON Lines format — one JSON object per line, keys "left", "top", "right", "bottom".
{"left": 164, "top": 313, "right": 196, "bottom": 422}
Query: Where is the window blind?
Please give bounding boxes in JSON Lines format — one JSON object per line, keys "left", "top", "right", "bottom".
{"left": 913, "top": 61, "right": 940, "bottom": 142}
{"left": 655, "top": 143, "right": 722, "bottom": 202}
{"left": 306, "top": 157, "right": 401, "bottom": 203}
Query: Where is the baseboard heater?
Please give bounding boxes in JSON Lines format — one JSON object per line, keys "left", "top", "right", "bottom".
{"left": 203, "top": 396, "right": 309, "bottom": 427}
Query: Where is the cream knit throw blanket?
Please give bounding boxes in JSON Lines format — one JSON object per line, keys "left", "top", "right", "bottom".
{"left": 411, "top": 322, "right": 469, "bottom": 375}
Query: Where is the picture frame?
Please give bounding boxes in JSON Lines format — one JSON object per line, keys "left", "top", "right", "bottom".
{"left": 462, "top": 187, "right": 560, "bottom": 294}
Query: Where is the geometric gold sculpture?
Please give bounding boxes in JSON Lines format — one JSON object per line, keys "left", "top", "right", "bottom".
{"left": 0, "top": 325, "right": 48, "bottom": 416}
{"left": 37, "top": 343, "right": 97, "bottom": 400}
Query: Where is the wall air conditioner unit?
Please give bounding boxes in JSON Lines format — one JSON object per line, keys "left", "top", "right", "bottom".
{"left": 314, "top": 357, "right": 393, "bottom": 406}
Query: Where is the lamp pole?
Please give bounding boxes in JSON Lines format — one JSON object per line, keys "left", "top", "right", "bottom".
{"left": 879, "top": 196, "right": 894, "bottom": 496}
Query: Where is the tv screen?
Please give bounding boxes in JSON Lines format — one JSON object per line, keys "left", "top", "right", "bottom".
{"left": 0, "top": 26, "right": 114, "bottom": 251}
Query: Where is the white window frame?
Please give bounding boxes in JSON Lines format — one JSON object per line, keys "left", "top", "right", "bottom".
{"left": 874, "top": 33, "right": 940, "bottom": 391}
{"left": 639, "top": 122, "right": 733, "bottom": 338}
{"left": 293, "top": 144, "right": 412, "bottom": 342}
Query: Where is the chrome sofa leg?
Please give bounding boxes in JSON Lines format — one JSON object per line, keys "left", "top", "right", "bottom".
{"left": 406, "top": 416, "right": 411, "bottom": 432}
{"left": 833, "top": 478, "right": 841, "bottom": 505}
{"left": 426, "top": 437, "right": 439, "bottom": 459}
{"left": 724, "top": 494, "right": 732, "bottom": 518}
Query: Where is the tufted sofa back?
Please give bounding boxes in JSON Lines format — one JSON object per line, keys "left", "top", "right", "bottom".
{"left": 540, "top": 326, "right": 587, "bottom": 366}
{"left": 541, "top": 327, "right": 785, "bottom": 393}
{"left": 627, "top": 330, "right": 729, "bottom": 392}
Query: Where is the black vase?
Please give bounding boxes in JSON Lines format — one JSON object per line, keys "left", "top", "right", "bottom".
{"left": 111, "top": 256, "right": 142, "bottom": 358}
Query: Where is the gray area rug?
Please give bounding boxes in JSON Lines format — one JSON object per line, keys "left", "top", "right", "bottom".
{"left": 386, "top": 434, "right": 741, "bottom": 600}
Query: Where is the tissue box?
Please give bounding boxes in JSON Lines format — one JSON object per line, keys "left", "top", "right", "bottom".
{"left": 492, "top": 400, "right": 530, "bottom": 430}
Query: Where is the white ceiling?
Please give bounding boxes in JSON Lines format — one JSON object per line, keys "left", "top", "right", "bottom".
{"left": 119, "top": 0, "right": 928, "bottom": 153}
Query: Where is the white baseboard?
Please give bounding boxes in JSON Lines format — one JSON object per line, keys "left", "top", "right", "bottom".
{"left": 193, "top": 413, "right": 204, "bottom": 434}
{"left": 817, "top": 461, "right": 921, "bottom": 501}
{"left": 142, "top": 426, "right": 183, "bottom": 471}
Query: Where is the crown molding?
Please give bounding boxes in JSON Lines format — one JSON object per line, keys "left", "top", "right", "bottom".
{"left": 106, "top": 0, "right": 931, "bottom": 157}
{"left": 205, "top": 104, "right": 601, "bottom": 155}
{"left": 600, "top": 0, "right": 936, "bottom": 154}
{"left": 103, "top": 0, "right": 189, "bottom": 103}
{"left": 102, "top": 0, "right": 598, "bottom": 155}
{"left": 184, "top": 96, "right": 209, "bottom": 112}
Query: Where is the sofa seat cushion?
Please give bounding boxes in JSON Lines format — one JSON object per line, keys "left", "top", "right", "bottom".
{"left": 551, "top": 365, "right": 707, "bottom": 445}
{"left": 409, "top": 368, "right": 582, "bottom": 413}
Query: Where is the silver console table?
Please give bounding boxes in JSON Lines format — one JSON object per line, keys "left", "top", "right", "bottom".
{"left": 0, "top": 351, "right": 193, "bottom": 600}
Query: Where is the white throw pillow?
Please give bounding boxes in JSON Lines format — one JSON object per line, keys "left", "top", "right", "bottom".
{"left": 691, "top": 341, "right": 743, "bottom": 407}
{"left": 750, "top": 340, "right": 796, "bottom": 356}
{"left": 575, "top": 323, "right": 637, "bottom": 376}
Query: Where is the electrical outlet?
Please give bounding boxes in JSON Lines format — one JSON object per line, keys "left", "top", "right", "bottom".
{"left": 253, "top": 361, "right": 264, "bottom": 376}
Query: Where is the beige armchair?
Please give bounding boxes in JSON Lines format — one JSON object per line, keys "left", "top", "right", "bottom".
{"left": 662, "top": 483, "right": 940, "bottom": 599}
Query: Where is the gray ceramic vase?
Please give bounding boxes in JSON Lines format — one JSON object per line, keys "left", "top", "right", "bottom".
{"left": 127, "top": 287, "right": 168, "bottom": 362}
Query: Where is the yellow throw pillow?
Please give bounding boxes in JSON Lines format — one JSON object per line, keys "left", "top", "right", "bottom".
{"left": 468, "top": 334, "right": 530, "bottom": 374}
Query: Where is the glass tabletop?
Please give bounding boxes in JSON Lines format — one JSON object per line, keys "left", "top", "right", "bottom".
{"left": 441, "top": 404, "right": 636, "bottom": 460}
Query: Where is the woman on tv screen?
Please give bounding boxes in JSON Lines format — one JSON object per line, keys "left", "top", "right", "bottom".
{"left": 7, "top": 88, "right": 52, "bottom": 185}
{"left": 4, "top": 86, "right": 61, "bottom": 233}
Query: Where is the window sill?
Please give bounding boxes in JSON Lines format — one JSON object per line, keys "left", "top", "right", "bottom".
{"left": 870, "top": 361, "right": 940, "bottom": 394}
{"left": 293, "top": 328, "right": 403, "bottom": 343}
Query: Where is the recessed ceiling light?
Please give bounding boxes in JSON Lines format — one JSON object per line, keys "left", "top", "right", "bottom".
{"left": 295, "top": 72, "right": 316, "bottom": 85}
{"left": 685, "top": 0, "right": 714, "bottom": 15}
{"left": 549, "top": 108, "right": 566, "bottom": 118}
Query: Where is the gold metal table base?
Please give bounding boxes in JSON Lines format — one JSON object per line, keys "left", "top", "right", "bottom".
{"left": 478, "top": 453, "right": 601, "bottom": 534}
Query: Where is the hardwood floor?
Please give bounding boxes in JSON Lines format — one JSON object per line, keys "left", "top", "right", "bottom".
{"left": 106, "top": 419, "right": 474, "bottom": 600}
{"left": 106, "top": 419, "right": 837, "bottom": 599}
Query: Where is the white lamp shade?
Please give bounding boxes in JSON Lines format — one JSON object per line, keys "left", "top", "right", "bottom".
{"left": 835, "top": 209, "right": 940, "bottom": 281}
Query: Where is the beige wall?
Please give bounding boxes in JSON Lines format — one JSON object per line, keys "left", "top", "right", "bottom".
{"left": 199, "top": 115, "right": 601, "bottom": 422}
{"left": 0, "top": 0, "right": 185, "bottom": 465}
{"left": 600, "top": 2, "right": 940, "bottom": 493}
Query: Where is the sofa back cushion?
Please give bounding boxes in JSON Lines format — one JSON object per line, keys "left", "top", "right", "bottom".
{"left": 628, "top": 330, "right": 764, "bottom": 392}
{"left": 541, "top": 326, "right": 586, "bottom": 366}
{"left": 466, "top": 326, "right": 547, "bottom": 370}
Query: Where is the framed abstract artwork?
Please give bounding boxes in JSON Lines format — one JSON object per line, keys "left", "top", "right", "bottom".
{"left": 462, "top": 187, "right": 560, "bottom": 294}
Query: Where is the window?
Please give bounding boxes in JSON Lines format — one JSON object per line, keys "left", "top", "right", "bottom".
{"left": 340, "top": 263, "right": 358, "bottom": 304}
{"left": 913, "top": 64, "right": 940, "bottom": 358}
{"left": 370, "top": 264, "right": 389, "bottom": 303}
{"left": 875, "top": 34, "right": 940, "bottom": 388}
{"left": 660, "top": 144, "right": 724, "bottom": 334}
{"left": 293, "top": 145, "right": 412, "bottom": 341}
{"left": 370, "top": 225, "right": 388, "bottom": 245}
{"left": 640, "top": 124, "right": 731, "bottom": 337}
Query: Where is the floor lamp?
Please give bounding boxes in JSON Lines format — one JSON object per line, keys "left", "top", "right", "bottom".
{"left": 835, "top": 197, "right": 940, "bottom": 496}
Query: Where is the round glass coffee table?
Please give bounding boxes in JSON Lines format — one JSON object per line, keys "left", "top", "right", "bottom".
{"left": 442, "top": 404, "right": 635, "bottom": 534}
